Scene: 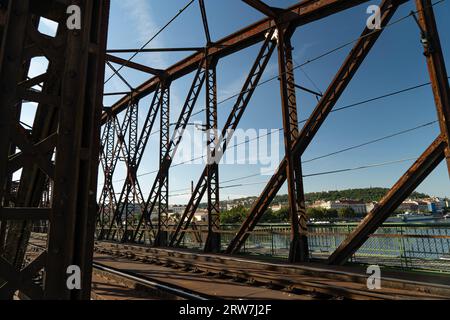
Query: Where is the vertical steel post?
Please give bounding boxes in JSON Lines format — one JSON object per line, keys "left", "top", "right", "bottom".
{"left": 72, "top": 0, "right": 110, "bottom": 298}
{"left": 97, "top": 112, "right": 117, "bottom": 239}
{"left": 204, "top": 56, "right": 221, "bottom": 253}
{"left": 46, "top": 0, "right": 110, "bottom": 299}
{"left": 155, "top": 82, "right": 170, "bottom": 246}
{"left": 276, "top": 25, "right": 308, "bottom": 262}
{"left": 123, "top": 99, "right": 138, "bottom": 242}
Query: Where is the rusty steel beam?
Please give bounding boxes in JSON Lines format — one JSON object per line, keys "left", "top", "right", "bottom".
{"left": 106, "top": 54, "right": 164, "bottom": 76}
{"left": 326, "top": 0, "right": 450, "bottom": 266}
{"left": 104, "top": 91, "right": 132, "bottom": 96}
{"left": 45, "top": 0, "right": 110, "bottom": 300}
{"left": 102, "top": 0, "right": 371, "bottom": 123}
{"left": 104, "top": 99, "right": 157, "bottom": 242}
{"left": 0, "top": 6, "right": 46, "bottom": 288}
{"left": 0, "top": 0, "right": 110, "bottom": 300}
{"left": 154, "top": 83, "right": 171, "bottom": 246}
{"left": 104, "top": 86, "right": 163, "bottom": 242}
{"left": 96, "top": 113, "right": 118, "bottom": 238}
{"left": 415, "top": 0, "right": 450, "bottom": 177}
{"left": 0, "top": 0, "right": 29, "bottom": 207}
{"left": 107, "top": 47, "right": 205, "bottom": 53}
{"left": 226, "top": 0, "right": 405, "bottom": 255}
{"left": 327, "top": 135, "right": 446, "bottom": 265}
{"left": 242, "top": 0, "right": 279, "bottom": 18}
{"left": 276, "top": 25, "right": 309, "bottom": 262}
{"left": 204, "top": 57, "right": 220, "bottom": 253}
{"left": 98, "top": 108, "right": 137, "bottom": 240}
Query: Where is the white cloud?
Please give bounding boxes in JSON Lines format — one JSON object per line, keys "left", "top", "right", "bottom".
{"left": 119, "top": 0, "right": 167, "bottom": 68}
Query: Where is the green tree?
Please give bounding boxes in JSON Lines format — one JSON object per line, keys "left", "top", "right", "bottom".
{"left": 260, "top": 207, "right": 289, "bottom": 223}
{"left": 220, "top": 205, "right": 247, "bottom": 223}
{"left": 338, "top": 207, "right": 357, "bottom": 219}
{"left": 324, "top": 209, "right": 338, "bottom": 219}
{"left": 275, "top": 207, "right": 289, "bottom": 222}
{"left": 307, "top": 207, "right": 325, "bottom": 220}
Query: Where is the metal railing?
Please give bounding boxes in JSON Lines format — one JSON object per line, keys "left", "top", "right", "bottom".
{"left": 175, "top": 222, "right": 450, "bottom": 273}
{"left": 89, "top": 221, "right": 450, "bottom": 273}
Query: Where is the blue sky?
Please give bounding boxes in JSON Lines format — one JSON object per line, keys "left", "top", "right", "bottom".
{"left": 99, "top": 0, "right": 450, "bottom": 204}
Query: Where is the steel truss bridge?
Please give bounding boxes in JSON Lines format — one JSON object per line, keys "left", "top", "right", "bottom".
{"left": 0, "top": 0, "right": 449, "bottom": 299}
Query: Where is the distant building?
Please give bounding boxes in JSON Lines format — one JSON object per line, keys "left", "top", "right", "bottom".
{"left": 398, "top": 198, "right": 444, "bottom": 213}
{"left": 193, "top": 209, "right": 208, "bottom": 222}
{"left": 311, "top": 200, "right": 368, "bottom": 215}
{"left": 428, "top": 202, "right": 437, "bottom": 213}
{"left": 170, "top": 205, "right": 186, "bottom": 215}
{"left": 429, "top": 197, "right": 446, "bottom": 212}
{"left": 398, "top": 200, "right": 419, "bottom": 212}
{"left": 417, "top": 200, "right": 430, "bottom": 212}
{"left": 270, "top": 203, "right": 282, "bottom": 212}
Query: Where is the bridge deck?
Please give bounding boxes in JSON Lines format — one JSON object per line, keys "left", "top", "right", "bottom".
{"left": 94, "top": 241, "right": 450, "bottom": 300}
{"left": 94, "top": 253, "right": 312, "bottom": 300}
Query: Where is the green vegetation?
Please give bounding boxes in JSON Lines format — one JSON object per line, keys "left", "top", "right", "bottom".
{"left": 260, "top": 207, "right": 289, "bottom": 223}
{"left": 220, "top": 206, "right": 360, "bottom": 224}
{"left": 208, "top": 188, "right": 435, "bottom": 224}
{"left": 306, "top": 207, "right": 336, "bottom": 220}
{"left": 220, "top": 206, "right": 289, "bottom": 224}
{"left": 220, "top": 205, "right": 248, "bottom": 223}
{"left": 273, "top": 188, "right": 429, "bottom": 204}
{"left": 216, "top": 188, "right": 430, "bottom": 210}
{"left": 337, "top": 207, "right": 359, "bottom": 219}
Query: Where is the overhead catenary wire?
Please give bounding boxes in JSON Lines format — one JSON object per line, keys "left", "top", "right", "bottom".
{"left": 105, "top": 0, "right": 445, "bottom": 118}
{"left": 155, "top": 0, "right": 445, "bottom": 124}
{"left": 109, "top": 116, "right": 438, "bottom": 197}
{"left": 168, "top": 156, "right": 421, "bottom": 197}
{"left": 99, "top": 0, "right": 447, "bottom": 192}
{"left": 202, "top": 120, "right": 437, "bottom": 186}
{"left": 191, "top": 0, "right": 445, "bottom": 114}
{"left": 104, "top": 0, "right": 196, "bottom": 85}
{"left": 213, "top": 157, "right": 419, "bottom": 193}
{"left": 113, "top": 79, "right": 441, "bottom": 183}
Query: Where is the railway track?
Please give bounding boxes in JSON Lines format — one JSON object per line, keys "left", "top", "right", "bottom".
{"left": 26, "top": 235, "right": 450, "bottom": 300}
{"left": 26, "top": 238, "right": 208, "bottom": 300}
{"left": 92, "top": 262, "right": 208, "bottom": 300}
{"left": 94, "top": 241, "right": 450, "bottom": 300}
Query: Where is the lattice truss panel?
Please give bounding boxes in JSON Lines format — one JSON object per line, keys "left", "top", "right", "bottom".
{"left": 97, "top": 0, "right": 449, "bottom": 265}
{"left": 0, "top": 0, "right": 109, "bottom": 299}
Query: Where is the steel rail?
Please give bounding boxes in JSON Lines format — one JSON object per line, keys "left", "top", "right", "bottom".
{"left": 92, "top": 262, "right": 209, "bottom": 300}
{"left": 95, "top": 242, "right": 450, "bottom": 300}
